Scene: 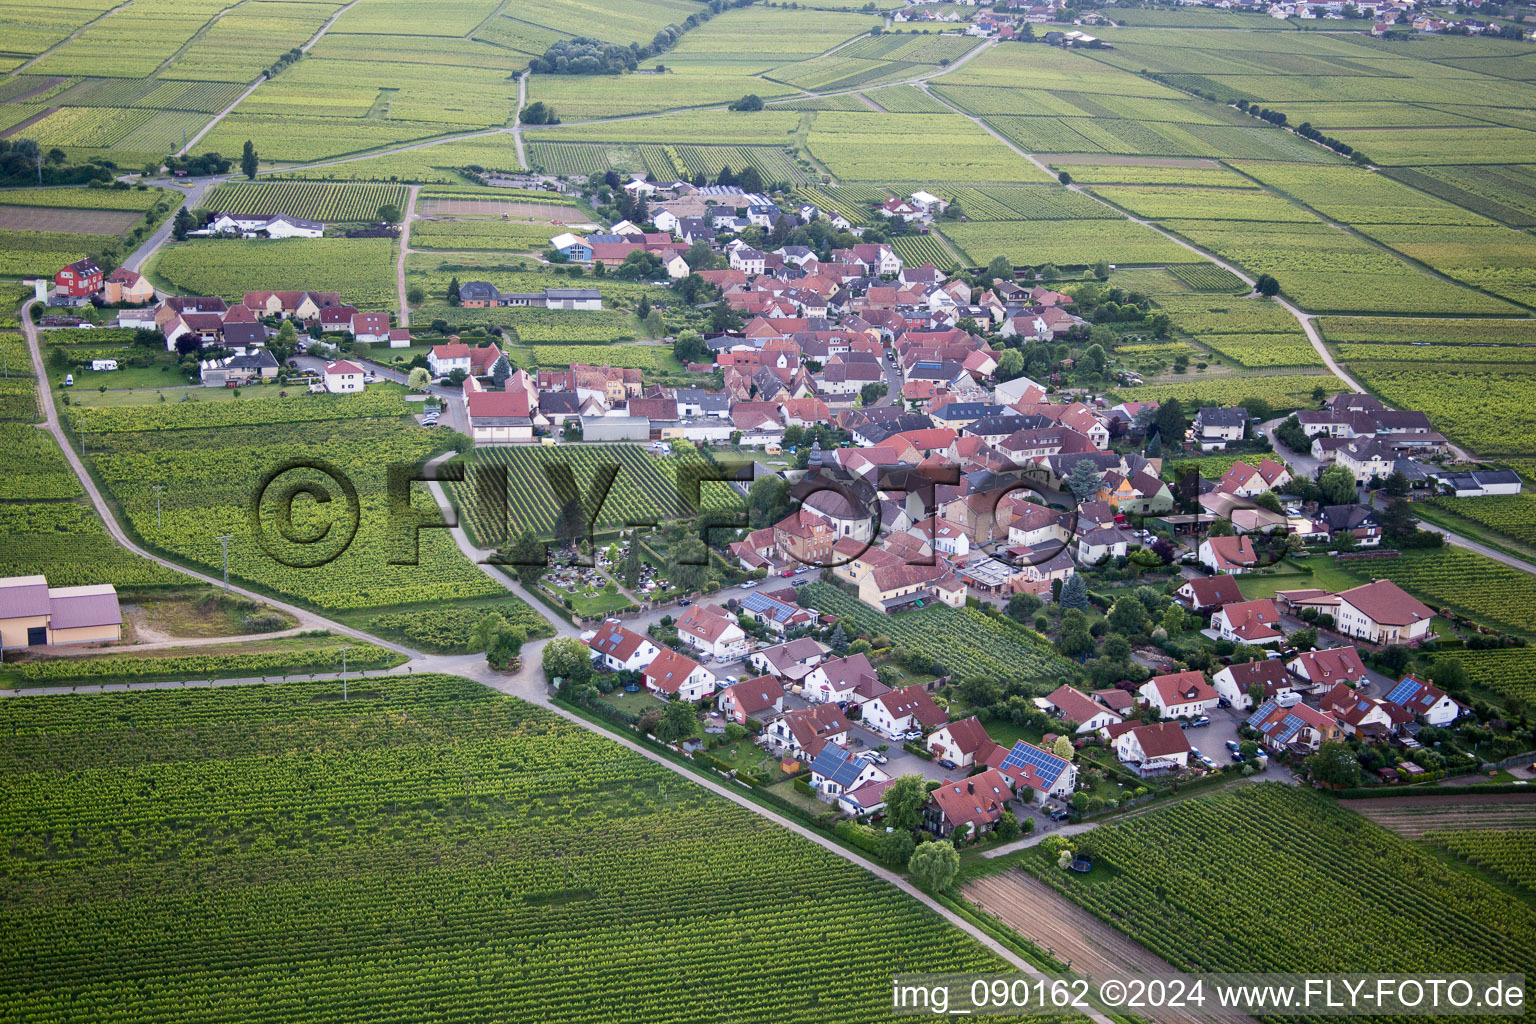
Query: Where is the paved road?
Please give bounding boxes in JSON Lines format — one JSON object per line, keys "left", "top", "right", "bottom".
{"left": 123, "top": 175, "right": 219, "bottom": 275}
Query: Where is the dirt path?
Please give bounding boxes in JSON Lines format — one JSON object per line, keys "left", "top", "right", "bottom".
{"left": 513, "top": 73, "right": 527, "bottom": 169}
{"left": 396, "top": 183, "right": 419, "bottom": 326}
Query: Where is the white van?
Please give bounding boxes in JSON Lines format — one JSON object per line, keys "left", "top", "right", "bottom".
{"left": 63, "top": 374, "right": 74, "bottom": 387}
{"left": 1275, "top": 690, "right": 1304, "bottom": 708}
{"left": 91, "top": 359, "right": 118, "bottom": 371}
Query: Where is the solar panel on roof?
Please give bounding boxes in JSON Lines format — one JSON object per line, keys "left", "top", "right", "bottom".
{"left": 1385, "top": 678, "right": 1419, "bottom": 705}
{"left": 1000, "top": 741, "right": 1065, "bottom": 785}
{"left": 1278, "top": 713, "right": 1305, "bottom": 741}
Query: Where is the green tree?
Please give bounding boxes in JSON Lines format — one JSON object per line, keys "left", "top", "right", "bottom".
{"left": 1254, "top": 273, "right": 1280, "bottom": 297}
{"left": 1108, "top": 597, "right": 1151, "bottom": 638}
{"left": 556, "top": 492, "right": 585, "bottom": 547}
{"left": 882, "top": 774, "right": 928, "bottom": 832}
{"left": 1383, "top": 468, "right": 1410, "bottom": 497}
{"left": 1066, "top": 458, "right": 1102, "bottom": 502}
{"left": 908, "top": 840, "right": 960, "bottom": 892}
{"left": 407, "top": 367, "right": 431, "bottom": 392}
{"left": 1161, "top": 603, "right": 1187, "bottom": 635}
{"left": 995, "top": 348, "right": 1024, "bottom": 382}
{"left": 621, "top": 541, "right": 642, "bottom": 590}
{"left": 644, "top": 308, "right": 665, "bottom": 338}
{"left": 1318, "top": 464, "right": 1358, "bottom": 506}
{"left": 667, "top": 534, "right": 708, "bottom": 594}
{"left": 472, "top": 612, "right": 509, "bottom": 652}
{"left": 504, "top": 528, "right": 546, "bottom": 589}
{"left": 747, "top": 475, "right": 790, "bottom": 529}
{"left": 1154, "top": 398, "right": 1186, "bottom": 447}
{"left": 655, "top": 700, "right": 698, "bottom": 742}
{"left": 1059, "top": 573, "right": 1089, "bottom": 612}
{"left": 446, "top": 277, "right": 461, "bottom": 306}
{"left": 986, "top": 255, "right": 1013, "bottom": 283}
{"left": 1006, "top": 591, "right": 1043, "bottom": 622}
{"left": 1057, "top": 609, "right": 1094, "bottom": 657}
{"left": 486, "top": 624, "right": 527, "bottom": 671}
{"left": 994, "top": 814, "right": 1020, "bottom": 842}
{"left": 829, "top": 624, "right": 850, "bottom": 653}
{"left": 269, "top": 320, "right": 299, "bottom": 363}
{"left": 541, "top": 636, "right": 592, "bottom": 686}
{"left": 1057, "top": 170, "right": 1072, "bottom": 185}
{"left": 377, "top": 204, "right": 402, "bottom": 223}
{"left": 241, "top": 140, "right": 258, "bottom": 180}
{"left": 1306, "top": 740, "right": 1361, "bottom": 790}
{"left": 878, "top": 829, "right": 915, "bottom": 866}
{"left": 1052, "top": 735, "right": 1074, "bottom": 761}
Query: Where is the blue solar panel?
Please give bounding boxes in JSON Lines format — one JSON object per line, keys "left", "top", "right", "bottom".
{"left": 1277, "top": 714, "right": 1305, "bottom": 742}
{"left": 1385, "top": 678, "right": 1419, "bottom": 705}
{"left": 1245, "top": 700, "right": 1278, "bottom": 728}
{"left": 1000, "top": 741, "right": 1066, "bottom": 786}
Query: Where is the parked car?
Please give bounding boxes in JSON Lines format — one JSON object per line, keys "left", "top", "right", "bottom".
{"left": 678, "top": 599, "right": 692, "bottom": 607}
{"left": 63, "top": 374, "right": 73, "bottom": 387}
{"left": 1217, "top": 697, "right": 1232, "bottom": 708}
{"left": 791, "top": 578, "right": 810, "bottom": 587}
{"left": 1183, "top": 715, "right": 1211, "bottom": 729}
{"left": 937, "top": 758, "right": 958, "bottom": 770}
{"left": 739, "top": 580, "right": 758, "bottom": 589}
{"left": 1229, "top": 750, "right": 1246, "bottom": 763}
{"left": 1048, "top": 808, "right": 1071, "bottom": 821}
{"left": 864, "top": 750, "right": 887, "bottom": 765}
{"left": 903, "top": 729, "right": 923, "bottom": 741}
{"left": 1190, "top": 747, "right": 1218, "bottom": 769}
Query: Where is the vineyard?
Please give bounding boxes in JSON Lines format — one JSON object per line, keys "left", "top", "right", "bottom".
{"left": 1435, "top": 648, "right": 1536, "bottom": 706}
{"left": 197, "top": 182, "right": 409, "bottom": 222}
{"left": 0, "top": 502, "right": 185, "bottom": 590}
{"left": 802, "top": 582, "right": 1076, "bottom": 689}
{"left": 0, "top": 675, "right": 1014, "bottom": 1024}
{"left": 366, "top": 602, "right": 554, "bottom": 653}
{"left": 70, "top": 410, "right": 506, "bottom": 612}
{"left": 1116, "top": 373, "right": 1343, "bottom": 413}
{"left": 1424, "top": 830, "right": 1536, "bottom": 899}
{"left": 942, "top": 217, "right": 1191, "bottom": 268}
{"left": 453, "top": 443, "right": 723, "bottom": 542}
{"left": 0, "top": 425, "right": 82, "bottom": 500}
{"left": 1424, "top": 494, "right": 1536, "bottom": 548}
{"left": 890, "top": 234, "right": 957, "bottom": 270}
{"left": 5, "top": 637, "right": 403, "bottom": 686}
{"left": 1166, "top": 263, "right": 1247, "bottom": 292}
{"left": 1340, "top": 360, "right": 1535, "bottom": 457}
{"left": 1195, "top": 332, "right": 1322, "bottom": 368}
{"left": 152, "top": 238, "right": 397, "bottom": 307}
{"left": 1023, "top": 785, "right": 1536, "bottom": 985}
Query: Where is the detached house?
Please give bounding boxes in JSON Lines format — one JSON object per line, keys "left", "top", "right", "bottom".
{"left": 322, "top": 360, "right": 365, "bottom": 394}
{"left": 675, "top": 604, "right": 750, "bottom": 660}
{"left": 862, "top": 684, "right": 947, "bottom": 740}
{"left": 1334, "top": 579, "right": 1434, "bottom": 645}
{"left": 642, "top": 648, "right": 715, "bottom": 702}
{"left": 53, "top": 258, "right": 102, "bottom": 302}
{"left": 810, "top": 744, "right": 889, "bottom": 798}
{"left": 926, "top": 716, "right": 1001, "bottom": 768}
{"left": 1210, "top": 598, "right": 1284, "bottom": 646}
{"left": 1193, "top": 406, "right": 1248, "bottom": 450}
{"left": 986, "top": 739, "right": 1077, "bottom": 803}
{"left": 1247, "top": 699, "right": 1340, "bottom": 753}
{"left": 803, "top": 653, "right": 888, "bottom": 706}
{"left": 1211, "top": 658, "right": 1294, "bottom": 711}
{"left": 1112, "top": 722, "right": 1191, "bottom": 776}
{"left": 926, "top": 769, "right": 1014, "bottom": 838}
{"left": 1199, "top": 535, "right": 1259, "bottom": 574}
{"left": 1042, "top": 684, "right": 1123, "bottom": 734}
{"left": 768, "top": 703, "right": 852, "bottom": 759}
{"left": 1382, "top": 675, "right": 1461, "bottom": 726}
{"left": 716, "top": 676, "right": 786, "bottom": 725}
{"left": 1287, "top": 646, "right": 1368, "bottom": 691}
{"left": 1177, "top": 575, "right": 1243, "bottom": 613}
{"left": 586, "top": 619, "right": 660, "bottom": 672}
{"left": 1140, "top": 670, "right": 1218, "bottom": 718}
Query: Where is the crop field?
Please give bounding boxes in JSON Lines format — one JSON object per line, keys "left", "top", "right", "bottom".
{"left": 1341, "top": 360, "right": 1535, "bottom": 458}
{"left": 7, "top": 636, "right": 403, "bottom": 687}
{"left": 524, "top": 344, "right": 669, "bottom": 371}
{"left": 29, "top": 0, "right": 234, "bottom": 78}
{"left": 1228, "top": 161, "right": 1494, "bottom": 226}
{"left": 0, "top": 186, "right": 170, "bottom": 211}
{"left": 985, "top": 115, "right": 1331, "bottom": 163}
{"left": 529, "top": 73, "right": 793, "bottom": 120}
{"left": 804, "top": 112, "right": 1052, "bottom": 184}
{"left": 942, "top": 217, "right": 1192, "bottom": 268}
{"left": 1353, "top": 223, "right": 1536, "bottom": 309}
{"left": 1166, "top": 264, "right": 1247, "bottom": 292}
{"left": 199, "top": 113, "right": 467, "bottom": 164}
{"left": 935, "top": 186, "right": 1117, "bottom": 221}
{"left": 1316, "top": 317, "right": 1536, "bottom": 348}
{"left": 1050, "top": 162, "right": 1247, "bottom": 186}
{"left": 0, "top": 206, "right": 139, "bottom": 234}
{"left": 1334, "top": 344, "right": 1536, "bottom": 365}
{"left": 0, "top": 502, "right": 185, "bottom": 589}
{"left": 452, "top": 444, "right": 716, "bottom": 543}
{"left": 797, "top": 186, "right": 880, "bottom": 226}
{"left": 804, "top": 582, "right": 1075, "bottom": 690}
{"left": 405, "top": 256, "right": 668, "bottom": 309}
{"left": 863, "top": 85, "right": 952, "bottom": 114}
{"left": 1424, "top": 495, "right": 1536, "bottom": 549}
{"left": 410, "top": 218, "right": 562, "bottom": 253}
{"left": 67, "top": 403, "right": 506, "bottom": 611}
{"left": 940, "top": 45, "right": 1186, "bottom": 98}
{"left": 661, "top": 6, "right": 880, "bottom": 63}
{"left": 1386, "top": 165, "right": 1536, "bottom": 229}
{"left": 1116, "top": 373, "right": 1343, "bottom": 413}
{"left": 1194, "top": 332, "right": 1321, "bottom": 368}
{"left": 271, "top": 136, "right": 523, "bottom": 183}
{"left": 1435, "top": 649, "right": 1536, "bottom": 708}
{"left": 0, "top": 229, "right": 111, "bottom": 277}
{"left": 163, "top": 0, "right": 343, "bottom": 82}
{"left": 0, "top": 676, "right": 1013, "bottom": 1023}
{"left": 1337, "top": 548, "right": 1536, "bottom": 637}
{"left": 1021, "top": 785, "right": 1536, "bottom": 983}
{"left": 1425, "top": 830, "right": 1536, "bottom": 899}
{"left": 1329, "top": 126, "right": 1536, "bottom": 167}
{"left": 527, "top": 111, "right": 802, "bottom": 146}
{"left": 330, "top": 0, "right": 502, "bottom": 36}
{"left": 1090, "top": 185, "right": 1313, "bottom": 222}
{"left": 153, "top": 238, "right": 396, "bottom": 306}
{"left": 890, "top": 234, "right": 958, "bottom": 270}
{"left": 0, "top": 424, "right": 81, "bottom": 501}
{"left": 1158, "top": 219, "right": 1517, "bottom": 316}
{"left": 196, "top": 182, "right": 408, "bottom": 222}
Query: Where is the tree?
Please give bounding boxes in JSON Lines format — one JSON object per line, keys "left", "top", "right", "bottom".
{"left": 637, "top": 295, "right": 651, "bottom": 320}
{"left": 986, "top": 255, "right": 1013, "bottom": 283}
{"left": 1066, "top": 458, "right": 1102, "bottom": 503}
{"left": 407, "top": 285, "right": 425, "bottom": 305}
{"left": 829, "top": 624, "right": 850, "bottom": 653}
{"left": 994, "top": 814, "right": 1020, "bottom": 842}
{"left": 520, "top": 100, "right": 557, "bottom": 125}
{"left": 747, "top": 474, "right": 790, "bottom": 529}
{"left": 269, "top": 320, "right": 300, "bottom": 363}
{"left": 171, "top": 206, "right": 193, "bottom": 241}
{"left": 541, "top": 636, "right": 592, "bottom": 686}
{"left": 1306, "top": 740, "right": 1361, "bottom": 790}
{"left": 1154, "top": 398, "right": 1186, "bottom": 447}
{"left": 1052, "top": 735, "right": 1074, "bottom": 761}
{"left": 486, "top": 624, "right": 527, "bottom": 671}
{"left": 241, "top": 140, "right": 258, "bottom": 180}
{"left": 1084, "top": 343, "right": 1107, "bottom": 375}
{"left": 1384, "top": 468, "right": 1410, "bottom": 497}
{"left": 735, "top": 165, "right": 763, "bottom": 194}
{"left": 1253, "top": 491, "right": 1283, "bottom": 513}
{"left": 1059, "top": 573, "right": 1089, "bottom": 612}
{"left": 908, "top": 840, "right": 960, "bottom": 892}
{"left": 1057, "top": 610, "right": 1094, "bottom": 658}
{"left": 995, "top": 348, "right": 1024, "bottom": 382}
{"left": 644, "top": 309, "right": 665, "bottom": 338}
{"left": 1318, "top": 464, "right": 1357, "bottom": 506}
{"left": 1108, "top": 597, "right": 1151, "bottom": 638}
{"left": 1006, "top": 591, "right": 1043, "bottom": 623}
{"left": 446, "top": 277, "right": 461, "bottom": 306}
{"left": 504, "top": 528, "right": 546, "bottom": 589}
{"left": 1161, "top": 603, "right": 1186, "bottom": 635}
{"left": 655, "top": 700, "right": 698, "bottom": 743}
{"left": 859, "top": 381, "right": 886, "bottom": 406}
{"left": 555, "top": 492, "right": 586, "bottom": 548}
{"left": 621, "top": 541, "right": 642, "bottom": 590}
{"left": 377, "top": 203, "right": 402, "bottom": 223}
{"left": 1058, "top": 170, "right": 1073, "bottom": 185}
{"left": 882, "top": 774, "right": 928, "bottom": 832}
{"left": 1208, "top": 517, "right": 1234, "bottom": 537}
{"left": 1254, "top": 273, "right": 1280, "bottom": 297}
{"left": 729, "top": 93, "right": 764, "bottom": 111}
{"left": 667, "top": 534, "right": 708, "bottom": 594}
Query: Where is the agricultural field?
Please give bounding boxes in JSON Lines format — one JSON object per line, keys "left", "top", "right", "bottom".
{"left": 1019, "top": 785, "right": 1536, "bottom": 981}
{"left": 1437, "top": 648, "right": 1536, "bottom": 708}
{"left": 0, "top": 502, "right": 186, "bottom": 590}
{"left": 151, "top": 238, "right": 396, "bottom": 306}
{"left": 1424, "top": 830, "right": 1536, "bottom": 899}
{"left": 1353, "top": 223, "right": 1536, "bottom": 309}
{"left": 0, "top": 186, "right": 171, "bottom": 211}
{"left": 1386, "top": 165, "right": 1536, "bottom": 229}
{"left": 1194, "top": 332, "right": 1321, "bottom": 368}
{"left": 935, "top": 185, "right": 1118, "bottom": 221}
{"left": 1166, "top": 263, "right": 1247, "bottom": 292}
{"left": 863, "top": 84, "right": 953, "bottom": 114}
{"left": 803, "top": 111, "right": 1052, "bottom": 184}
{"left": 528, "top": 72, "right": 793, "bottom": 120}
{"left": 0, "top": 676, "right": 1012, "bottom": 1023}
{"left": 660, "top": 6, "right": 880, "bottom": 65}
{"left": 942, "top": 217, "right": 1192, "bottom": 268}
{"left": 410, "top": 218, "right": 563, "bottom": 253}
{"left": 0, "top": 423, "right": 82, "bottom": 500}
{"left": 890, "top": 234, "right": 958, "bottom": 270}
{"left": 1423, "top": 495, "right": 1536, "bottom": 549}
{"left": 273, "top": 136, "right": 525, "bottom": 183}
{"left": 405, "top": 256, "right": 668, "bottom": 310}
{"left": 1315, "top": 317, "right": 1536, "bottom": 348}
{"left": 453, "top": 443, "right": 720, "bottom": 542}
{"left": 1335, "top": 548, "right": 1536, "bottom": 637}
{"left": 65, "top": 400, "right": 506, "bottom": 612}
{"left": 1158, "top": 218, "right": 1517, "bottom": 316}
{"left": 0, "top": 229, "right": 117, "bottom": 277}
{"left": 196, "top": 182, "right": 409, "bottom": 222}
{"left": 28, "top": 0, "right": 235, "bottom": 78}
{"left": 1228, "top": 161, "right": 1495, "bottom": 226}
{"left": 1090, "top": 184, "right": 1313, "bottom": 222}
{"left": 1050, "top": 162, "right": 1250, "bottom": 187}
{"left": 4, "top": 636, "right": 403, "bottom": 688}
{"left": 526, "top": 110, "right": 801, "bottom": 146}
{"left": 803, "top": 582, "right": 1075, "bottom": 689}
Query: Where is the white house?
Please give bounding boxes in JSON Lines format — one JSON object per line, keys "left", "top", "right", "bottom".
{"left": 1042, "top": 684, "right": 1122, "bottom": 734}
{"left": 1077, "top": 527, "right": 1132, "bottom": 565}
{"left": 1383, "top": 675, "right": 1462, "bottom": 726}
{"left": 1113, "top": 722, "right": 1191, "bottom": 775}
{"left": 586, "top": 619, "right": 660, "bottom": 672}
{"left": 989, "top": 740, "right": 1077, "bottom": 804}
{"left": 428, "top": 343, "right": 473, "bottom": 377}
{"left": 1210, "top": 598, "right": 1284, "bottom": 646}
{"left": 809, "top": 744, "right": 889, "bottom": 797}
{"left": 1287, "top": 646, "right": 1369, "bottom": 691}
{"left": 205, "top": 212, "right": 324, "bottom": 238}
{"left": 1211, "top": 659, "right": 1292, "bottom": 711}
{"left": 862, "top": 685, "right": 947, "bottom": 740}
{"left": 351, "top": 312, "right": 391, "bottom": 343}
{"left": 925, "top": 716, "right": 999, "bottom": 768}
{"left": 1139, "top": 670, "right": 1219, "bottom": 719}
{"left": 802, "top": 654, "right": 886, "bottom": 706}
{"left": 674, "top": 604, "right": 750, "bottom": 660}
{"left": 1333, "top": 580, "right": 1434, "bottom": 645}
{"left": 716, "top": 676, "right": 786, "bottom": 725}
{"left": 767, "top": 703, "right": 851, "bottom": 759}
{"left": 642, "top": 648, "right": 715, "bottom": 702}
{"left": 323, "top": 360, "right": 365, "bottom": 394}
{"left": 1198, "top": 535, "right": 1259, "bottom": 574}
